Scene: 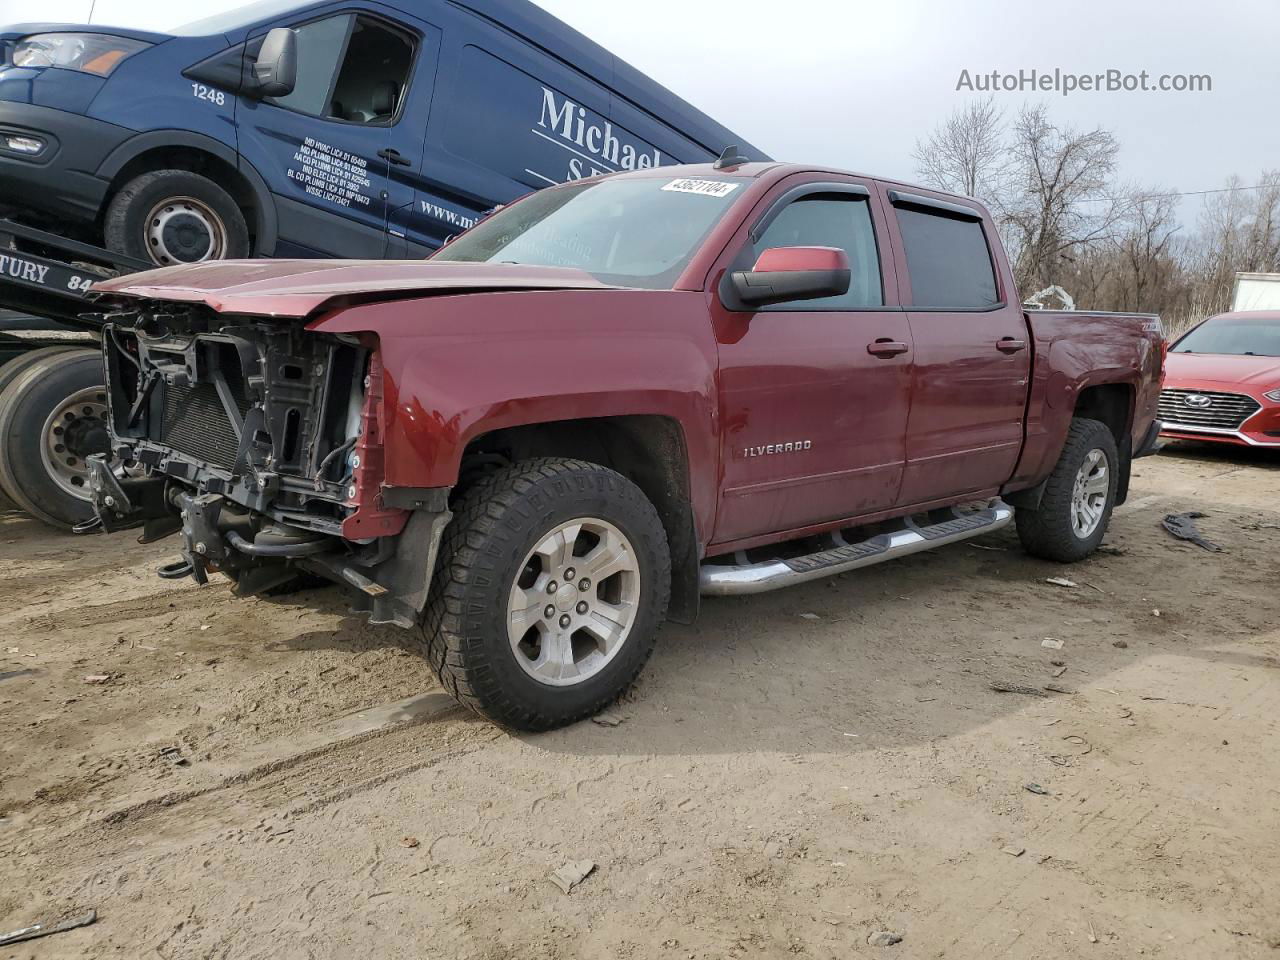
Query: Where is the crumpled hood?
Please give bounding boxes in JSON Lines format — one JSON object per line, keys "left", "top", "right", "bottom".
{"left": 91, "top": 259, "right": 622, "bottom": 317}
{"left": 1165, "top": 351, "right": 1280, "bottom": 389}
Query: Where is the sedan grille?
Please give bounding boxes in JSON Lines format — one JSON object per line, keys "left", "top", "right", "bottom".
{"left": 1158, "top": 388, "right": 1261, "bottom": 431}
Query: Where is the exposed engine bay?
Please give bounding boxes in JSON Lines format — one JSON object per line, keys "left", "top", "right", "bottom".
{"left": 86, "top": 302, "right": 449, "bottom": 628}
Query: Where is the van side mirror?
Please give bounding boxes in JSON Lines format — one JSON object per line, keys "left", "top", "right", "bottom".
{"left": 730, "top": 246, "right": 851, "bottom": 307}
{"left": 250, "top": 28, "right": 297, "bottom": 98}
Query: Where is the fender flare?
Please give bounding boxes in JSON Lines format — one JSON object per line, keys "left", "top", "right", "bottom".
{"left": 94, "top": 131, "right": 278, "bottom": 256}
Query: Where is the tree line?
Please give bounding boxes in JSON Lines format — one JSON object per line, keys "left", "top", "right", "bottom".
{"left": 913, "top": 98, "right": 1280, "bottom": 334}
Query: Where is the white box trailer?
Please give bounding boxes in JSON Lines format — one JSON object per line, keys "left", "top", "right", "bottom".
{"left": 1232, "top": 273, "right": 1280, "bottom": 311}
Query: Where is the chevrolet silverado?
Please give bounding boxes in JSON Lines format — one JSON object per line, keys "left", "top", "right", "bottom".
{"left": 85, "top": 160, "right": 1165, "bottom": 730}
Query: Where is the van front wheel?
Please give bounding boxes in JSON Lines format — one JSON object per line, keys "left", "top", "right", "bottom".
{"left": 104, "top": 170, "right": 250, "bottom": 266}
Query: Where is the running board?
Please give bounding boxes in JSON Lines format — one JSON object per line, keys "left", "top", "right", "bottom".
{"left": 699, "top": 500, "right": 1014, "bottom": 596}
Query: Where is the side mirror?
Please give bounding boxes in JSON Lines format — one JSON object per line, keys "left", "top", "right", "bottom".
{"left": 250, "top": 28, "right": 297, "bottom": 98}
{"left": 730, "top": 246, "right": 851, "bottom": 307}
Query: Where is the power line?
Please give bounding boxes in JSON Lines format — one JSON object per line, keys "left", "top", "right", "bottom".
{"left": 1071, "top": 183, "right": 1272, "bottom": 204}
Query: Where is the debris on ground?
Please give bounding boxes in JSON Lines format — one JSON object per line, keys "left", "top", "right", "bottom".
{"left": 1113, "top": 639, "right": 1129, "bottom": 648}
{"left": 990, "top": 681, "right": 1047, "bottom": 697}
{"left": 1045, "top": 577, "right": 1078, "bottom": 588}
{"left": 1001, "top": 845, "right": 1026, "bottom": 857}
{"left": 591, "top": 711, "right": 626, "bottom": 727}
{"left": 82, "top": 674, "right": 113, "bottom": 684}
{"left": 548, "top": 860, "right": 595, "bottom": 894}
{"left": 798, "top": 612, "right": 821, "bottom": 620}
{"left": 1042, "top": 638, "right": 1064, "bottom": 650}
{"left": 867, "top": 931, "right": 903, "bottom": 946}
{"left": 1043, "top": 683, "right": 1074, "bottom": 695}
{"left": 1024, "top": 783, "right": 1050, "bottom": 795}
{"left": 0, "top": 909, "right": 96, "bottom": 946}
{"left": 1052, "top": 665, "right": 1068, "bottom": 678}
{"left": 158, "top": 746, "right": 189, "bottom": 767}
{"left": 1160, "top": 512, "right": 1223, "bottom": 552}
{"left": 400, "top": 836, "right": 419, "bottom": 848}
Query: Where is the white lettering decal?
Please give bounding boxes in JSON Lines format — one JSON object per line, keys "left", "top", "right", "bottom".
{"left": 662, "top": 178, "right": 740, "bottom": 198}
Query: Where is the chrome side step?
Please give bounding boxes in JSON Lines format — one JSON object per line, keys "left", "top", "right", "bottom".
{"left": 699, "top": 500, "right": 1014, "bottom": 596}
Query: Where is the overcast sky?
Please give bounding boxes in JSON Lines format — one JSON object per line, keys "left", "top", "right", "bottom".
{"left": 5, "top": 0, "right": 1277, "bottom": 209}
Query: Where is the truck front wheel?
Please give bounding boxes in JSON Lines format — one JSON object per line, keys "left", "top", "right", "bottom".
{"left": 422, "top": 458, "right": 671, "bottom": 731}
{"left": 104, "top": 170, "right": 250, "bottom": 266}
{"left": 0, "top": 349, "right": 107, "bottom": 529}
{"left": 1015, "top": 417, "right": 1119, "bottom": 563}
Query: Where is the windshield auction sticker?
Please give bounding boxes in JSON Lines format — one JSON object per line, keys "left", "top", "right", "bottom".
{"left": 661, "top": 178, "right": 740, "bottom": 198}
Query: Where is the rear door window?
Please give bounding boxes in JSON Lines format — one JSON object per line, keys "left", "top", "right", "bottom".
{"left": 743, "top": 193, "right": 883, "bottom": 310}
{"left": 894, "top": 205, "right": 999, "bottom": 309}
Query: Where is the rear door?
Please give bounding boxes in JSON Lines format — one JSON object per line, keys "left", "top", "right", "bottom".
{"left": 236, "top": 10, "right": 426, "bottom": 257}
{"left": 710, "top": 177, "right": 913, "bottom": 547}
{"left": 884, "top": 190, "right": 1031, "bottom": 504}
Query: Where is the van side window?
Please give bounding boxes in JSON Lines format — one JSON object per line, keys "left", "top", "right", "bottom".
{"left": 269, "top": 15, "right": 414, "bottom": 125}
{"left": 744, "top": 194, "right": 883, "bottom": 310}
{"left": 895, "top": 207, "right": 999, "bottom": 309}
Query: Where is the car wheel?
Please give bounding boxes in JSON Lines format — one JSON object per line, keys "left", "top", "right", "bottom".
{"left": 1015, "top": 417, "right": 1119, "bottom": 563}
{"left": 104, "top": 169, "right": 250, "bottom": 266}
{"left": 422, "top": 457, "right": 671, "bottom": 731}
{"left": 0, "top": 349, "right": 107, "bottom": 529}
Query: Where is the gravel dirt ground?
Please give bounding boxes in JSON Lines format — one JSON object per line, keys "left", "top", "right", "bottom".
{"left": 1, "top": 444, "right": 1278, "bottom": 959}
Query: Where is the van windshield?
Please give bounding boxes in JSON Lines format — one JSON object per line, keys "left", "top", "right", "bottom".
{"left": 431, "top": 176, "right": 745, "bottom": 289}
{"left": 171, "top": 0, "right": 305, "bottom": 35}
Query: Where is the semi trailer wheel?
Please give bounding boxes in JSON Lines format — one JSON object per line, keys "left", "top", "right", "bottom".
{"left": 104, "top": 169, "right": 250, "bottom": 266}
{"left": 422, "top": 458, "right": 671, "bottom": 731}
{"left": 0, "top": 349, "right": 108, "bottom": 530}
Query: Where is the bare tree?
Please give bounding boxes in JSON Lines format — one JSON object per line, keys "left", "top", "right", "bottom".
{"left": 1002, "top": 104, "right": 1123, "bottom": 292}
{"left": 912, "top": 96, "right": 1007, "bottom": 201}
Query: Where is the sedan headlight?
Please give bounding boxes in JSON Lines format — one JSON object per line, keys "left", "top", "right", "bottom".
{"left": 1264, "top": 388, "right": 1280, "bottom": 402}
{"left": 13, "top": 33, "right": 150, "bottom": 76}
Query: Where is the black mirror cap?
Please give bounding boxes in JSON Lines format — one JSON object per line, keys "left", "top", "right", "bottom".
{"left": 730, "top": 268, "right": 851, "bottom": 308}
{"left": 250, "top": 27, "right": 298, "bottom": 99}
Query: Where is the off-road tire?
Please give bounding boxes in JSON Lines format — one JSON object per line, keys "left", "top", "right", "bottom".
{"left": 0, "top": 346, "right": 76, "bottom": 504}
{"left": 422, "top": 457, "right": 671, "bottom": 731}
{"left": 104, "top": 169, "right": 250, "bottom": 265}
{"left": 1015, "top": 417, "right": 1119, "bottom": 563}
{"left": 0, "top": 349, "right": 104, "bottom": 529}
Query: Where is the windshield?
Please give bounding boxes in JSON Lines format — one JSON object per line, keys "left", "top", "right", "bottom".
{"left": 431, "top": 176, "right": 745, "bottom": 289}
{"left": 1173, "top": 315, "right": 1280, "bottom": 357}
{"left": 171, "top": 0, "right": 305, "bottom": 35}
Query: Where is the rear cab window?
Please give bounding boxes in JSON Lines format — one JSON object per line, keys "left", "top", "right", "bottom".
{"left": 891, "top": 193, "right": 1000, "bottom": 309}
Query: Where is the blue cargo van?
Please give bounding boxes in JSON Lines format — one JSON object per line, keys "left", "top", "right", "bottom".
{"left": 0, "top": 0, "right": 766, "bottom": 265}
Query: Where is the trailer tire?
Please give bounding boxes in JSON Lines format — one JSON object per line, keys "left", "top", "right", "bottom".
{"left": 0, "top": 346, "right": 77, "bottom": 504}
{"left": 422, "top": 457, "right": 671, "bottom": 731}
{"left": 1015, "top": 418, "right": 1119, "bottom": 563}
{"left": 105, "top": 170, "right": 250, "bottom": 266}
{"left": 0, "top": 349, "right": 107, "bottom": 530}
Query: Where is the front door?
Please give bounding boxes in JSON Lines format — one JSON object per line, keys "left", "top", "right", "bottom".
{"left": 711, "top": 179, "right": 913, "bottom": 547}
{"left": 237, "top": 10, "right": 422, "bottom": 257}
{"left": 884, "top": 192, "right": 1031, "bottom": 504}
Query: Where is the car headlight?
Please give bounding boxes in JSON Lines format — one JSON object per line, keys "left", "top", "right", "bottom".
{"left": 1264, "top": 388, "right": 1280, "bottom": 402}
{"left": 13, "top": 33, "right": 150, "bottom": 76}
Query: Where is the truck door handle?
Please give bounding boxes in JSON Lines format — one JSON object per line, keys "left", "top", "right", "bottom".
{"left": 997, "top": 337, "right": 1027, "bottom": 353}
{"left": 378, "top": 148, "right": 412, "bottom": 167}
{"left": 867, "top": 339, "right": 909, "bottom": 357}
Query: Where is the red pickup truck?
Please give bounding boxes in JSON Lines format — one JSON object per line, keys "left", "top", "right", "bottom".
{"left": 87, "top": 161, "right": 1165, "bottom": 730}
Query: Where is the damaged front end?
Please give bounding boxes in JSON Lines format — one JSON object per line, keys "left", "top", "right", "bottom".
{"left": 87, "top": 303, "right": 449, "bottom": 628}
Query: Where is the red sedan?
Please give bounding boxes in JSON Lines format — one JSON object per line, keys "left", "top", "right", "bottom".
{"left": 1159, "top": 311, "right": 1280, "bottom": 446}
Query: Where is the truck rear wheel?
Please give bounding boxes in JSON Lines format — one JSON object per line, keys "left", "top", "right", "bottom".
{"left": 0, "top": 346, "right": 77, "bottom": 504}
{"left": 104, "top": 170, "right": 250, "bottom": 266}
{"left": 422, "top": 457, "right": 671, "bottom": 731}
{"left": 1015, "top": 417, "right": 1119, "bottom": 563}
{"left": 0, "top": 349, "right": 107, "bottom": 529}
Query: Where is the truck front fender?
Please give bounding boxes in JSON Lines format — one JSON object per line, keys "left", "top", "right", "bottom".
{"left": 310, "top": 289, "right": 722, "bottom": 544}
